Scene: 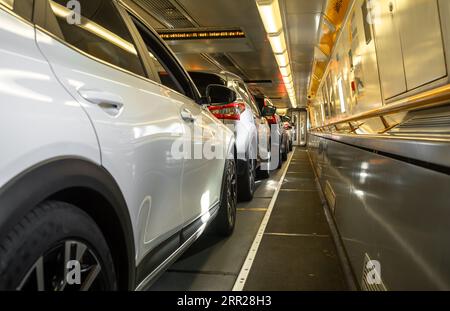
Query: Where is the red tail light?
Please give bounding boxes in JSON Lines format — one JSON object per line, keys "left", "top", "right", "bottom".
{"left": 208, "top": 102, "right": 246, "bottom": 120}
{"left": 266, "top": 115, "right": 277, "bottom": 125}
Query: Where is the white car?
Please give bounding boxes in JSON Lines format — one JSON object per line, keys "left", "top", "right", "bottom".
{"left": 0, "top": 0, "right": 237, "bottom": 290}
{"left": 189, "top": 71, "right": 271, "bottom": 201}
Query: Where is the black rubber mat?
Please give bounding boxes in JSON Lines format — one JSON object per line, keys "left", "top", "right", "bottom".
{"left": 244, "top": 148, "right": 348, "bottom": 291}
{"left": 265, "top": 192, "right": 331, "bottom": 235}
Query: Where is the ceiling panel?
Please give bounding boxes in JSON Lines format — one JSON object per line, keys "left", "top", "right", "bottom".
{"left": 175, "top": 54, "right": 218, "bottom": 71}
{"left": 285, "top": 0, "right": 325, "bottom": 13}
{"left": 133, "top": 0, "right": 326, "bottom": 108}
{"left": 283, "top": 0, "right": 325, "bottom": 107}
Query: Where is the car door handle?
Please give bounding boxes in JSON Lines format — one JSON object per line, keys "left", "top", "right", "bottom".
{"left": 78, "top": 89, "right": 124, "bottom": 115}
{"left": 180, "top": 108, "right": 196, "bottom": 122}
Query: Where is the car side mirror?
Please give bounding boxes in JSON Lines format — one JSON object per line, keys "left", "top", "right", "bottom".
{"left": 262, "top": 106, "right": 277, "bottom": 117}
{"left": 206, "top": 84, "right": 237, "bottom": 105}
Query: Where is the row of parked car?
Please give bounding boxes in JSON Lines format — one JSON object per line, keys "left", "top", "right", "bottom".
{"left": 0, "top": 0, "right": 294, "bottom": 291}
{"left": 188, "top": 71, "right": 295, "bottom": 201}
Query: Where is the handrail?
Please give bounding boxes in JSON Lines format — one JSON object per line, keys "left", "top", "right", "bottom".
{"left": 311, "top": 84, "right": 450, "bottom": 130}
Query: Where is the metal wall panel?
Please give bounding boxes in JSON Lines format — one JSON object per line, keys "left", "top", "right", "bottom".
{"left": 396, "top": 0, "right": 447, "bottom": 90}
{"left": 372, "top": 0, "right": 406, "bottom": 99}
{"left": 439, "top": 0, "right": 450, "bottom": 81}
{"left": 309, "top": 134, "right": 450, "bottom": 290}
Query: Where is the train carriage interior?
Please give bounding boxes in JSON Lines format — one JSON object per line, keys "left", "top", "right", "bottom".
{"left": 1, "top": 0, "right": 450, "bottom": 300}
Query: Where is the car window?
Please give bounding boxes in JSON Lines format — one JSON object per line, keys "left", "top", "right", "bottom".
{"left": 1, "top": 0, "right": 34, "bottom": 21}
{"left": 130, "top": 15, "right": 196, "bottom": 98}
{"left": 40, "top": 0, "right": 146, "bottom": 77}
{"left": 189, "top": 72, "right": 226, "bottom": 97}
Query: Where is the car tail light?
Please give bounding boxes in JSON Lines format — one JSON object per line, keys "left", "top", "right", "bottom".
{"left": 208, "top": 102, "right": 246, "bottom": 120}
{"left": 266, "top": 115, "right": 277, "bottom": 125}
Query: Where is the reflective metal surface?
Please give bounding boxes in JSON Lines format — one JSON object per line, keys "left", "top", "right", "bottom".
{"left": 309, "top": 134, "right": 450, "bottom": 290}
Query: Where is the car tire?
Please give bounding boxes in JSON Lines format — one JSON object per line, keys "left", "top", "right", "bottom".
{"left": 237, "top": 158, "right": 255, "bottom": 202}
{"left": 277, "top": 142, "right": 283, "bottom": 169}
{"left": 282, "top": 140, "right": 288, "bottom": 161}
{"left": 0, "top": 201, "right": 117, "bottom": 291}
{"left": 257, "top": 161, "right": 270, "bottom": 179}
{"left": 211, "top": 158, "right": 237, "bottom": 236}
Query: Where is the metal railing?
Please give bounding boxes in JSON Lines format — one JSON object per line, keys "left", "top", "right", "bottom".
{"left": 311, "top": 84, "right": 450, "bottom": 132}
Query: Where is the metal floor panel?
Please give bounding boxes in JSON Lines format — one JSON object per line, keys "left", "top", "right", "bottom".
{"left": 243, "top": 148, "right": 348, "bottom": 291}
{"left": 242, "top": 235, "right": 347, "bottom": 291}
{"left": 265, "top": 192, "right": 331, "bottom": 235}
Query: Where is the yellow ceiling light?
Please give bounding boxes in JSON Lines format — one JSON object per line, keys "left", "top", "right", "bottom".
{"left": 256, "top": 0, "right": 283, "bottom": 34}
{"left": 275, "top": 51, "right": 289, "bottom": 67}
{"left": 279, "top": 65, "right": 291, "bottom": 77}
{"left": 268, "top": 31, "right": 287, "bottom": 54}
{"left": 282, "top": 75, "right": 293, "bottom": 86}
{"left": 256, "top": 0, "right": 297, "bottom": 108}
{"left": 285, "top": 85, "right": 294, "bottom": 92}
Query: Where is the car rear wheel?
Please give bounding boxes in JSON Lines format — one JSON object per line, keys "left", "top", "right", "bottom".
{"left": 277, "top": 141, "right": 283, "bottom": 169}
{"left": 0, "top": 201, "right": 117, "bottom": 291}
{"left": 211, "top": 158, "right": 237, "bottom": 236}
{"left": 237, "top": 158, "right": 255, "bottom": 202}
{"left": 282, "top": 139, "right": 288, "bottom": 161}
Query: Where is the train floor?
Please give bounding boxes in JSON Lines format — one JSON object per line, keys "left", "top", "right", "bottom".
{"left": 149, "top": 148, "right": 348, "bottom": 291}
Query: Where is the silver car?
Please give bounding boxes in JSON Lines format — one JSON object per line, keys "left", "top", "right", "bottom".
{"left": 189, "top": 71, "right": 272, "bottom": 201}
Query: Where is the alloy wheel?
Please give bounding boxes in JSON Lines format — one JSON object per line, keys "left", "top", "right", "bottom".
{"left": 226, "top": 160, "right": 238, "bottom": 226}
{"left": 17, "top": 240, "right": 107, "bottom": 291}
{"left": 249, "top": 159, "right": 256, "bottom": 193}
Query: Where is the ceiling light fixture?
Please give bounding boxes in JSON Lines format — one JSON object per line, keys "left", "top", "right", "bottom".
{"left": 279, "top": 65, "right": 291, "bottom": 77}
{"left": 256, "top": 0, "right": 282, "bottom": 33}
{"left": 274, "top": 51, "right": 289, "bottom": 67}
{"left": 282, "top": 75, "right": 293, "bottom": 86}
{"left": 256, "top": 0, "right": 297, "bottom": 108}
{"left": 268, "top": 31, "right": 287, "bottom": 54}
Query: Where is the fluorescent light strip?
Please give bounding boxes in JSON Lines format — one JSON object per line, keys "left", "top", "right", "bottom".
{"left": 268, "top": 31, "right": 286, "bottom": 54}
{"left": 283, "top": 76, "right": 294, "bottom": 86}
{"left": 275, "top": 51, "right": 289, "bottom": 67}
{"left": 256, "top": 0, "right": 283, "bottom": 34}
{"left": 280, "top": 65, "right": 291, "bottom": 77}
{"left": 256, "top": 0, "right": 297, "bottom": 108}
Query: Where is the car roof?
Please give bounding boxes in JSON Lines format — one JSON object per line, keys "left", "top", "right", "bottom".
{"left": 188, "top": 70, "right": 244, "bottom": 83}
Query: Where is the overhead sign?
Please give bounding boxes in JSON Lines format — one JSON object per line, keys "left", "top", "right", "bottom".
{"left": 158, "top": 29, "right": 246, "bottom": 41}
